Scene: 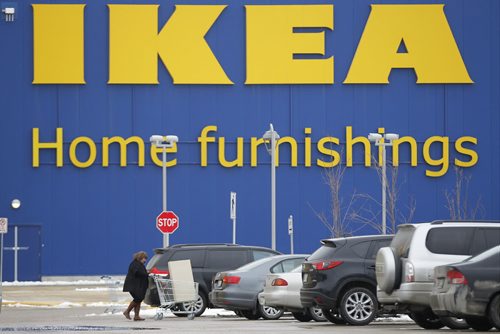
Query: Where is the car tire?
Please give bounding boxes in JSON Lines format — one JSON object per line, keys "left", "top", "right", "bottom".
{"left": 339, "top": 287, "right": 378, "bottom": 326}
{"left": 257, "top": 302, "right": 283, "bottom": 320}
{"left": 488, "top": 294, "right": 500, "bottom": 330}
{"left": 308, "top": 307, "right": 326, "bottom": 322}
{"left": 439, "top": 316, "right": 470, "bottom": 329}
{"left": 234, "top": 310, "right": 244, "bottom": 317}
{"left": 375, "top": 247, "right": 402, "bottom": 294}
{"left": 321, "top": 308, "right": 347, "bottom": 324}
{"left": 292, "top": 311, "right": 312, "bottom": 322}
{"left": 465, "top": 317, "right": 494, "bottom": 331}
{"left": 177, "top": 292, "right": 208, "bottom": 317}
{"left": 241, "top": 309, "right": 261, "bottom": 320}
{"left": 410, "top": 310, "right": 445, "bottom": 329}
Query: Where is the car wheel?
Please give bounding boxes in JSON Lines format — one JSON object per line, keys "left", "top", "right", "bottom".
{"left": 257, "top": 302, "right": 283, "bottom": 320}
{"left": 292, "top": 311, "right": 312, "bottom": 322}
{"left": 465, "top": 317, "right": 494, "bottom": 331}
{"left": 439, "top": 316, "right": 470, "bottom": 329}
{"left": 241, "top": 309, "right": 261, "bottom": 320}
{"left": 234, "top": 310, "right": 244, "bottom": 317}
{"left": 308, "top": 307, "right": 326, "bottom": 322}
{"left": 375, "top": 247, "right": 402, "bottom": 294}
{"left": 339, "top": 287, "right": 378, "bottom": 326}
{"left": 178, "top": 292, "right": 208, "bottom": 317}
{"left": 410, "top": 310, "right": 445, "bottom": 329}
{"left": 489, "top": 294, "right": 500, "bottom": 330}
{"left": 321, "top": 308, "right": 347, "bottom": 324}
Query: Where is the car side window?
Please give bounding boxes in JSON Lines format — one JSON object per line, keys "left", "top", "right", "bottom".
{"left": 271, "top": 258, "right": 304, "bottom": 273}
{"left": 169, "top": 250, "right": 205, "bottom": 267}
{"left": 426, "top": 227, "right": 475, "bottom": 255}
{"left": 205, "top": 250, "right": 248, "bottom": 269}
{"left": 350, "top": 241, "right": 371, "bottom": 258}
{"left": 470, "top": 228, "right": 500, "bottom": 255}
{"left": 367, "top": 239, "right": 392, "bottom": 259}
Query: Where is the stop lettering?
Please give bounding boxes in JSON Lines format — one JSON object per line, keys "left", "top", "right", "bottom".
{"left": 156, "top": 211, "right": 179, "bottom": 234}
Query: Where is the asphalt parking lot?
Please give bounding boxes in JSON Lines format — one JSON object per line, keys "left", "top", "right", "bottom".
{"left": 0, "top": 306, "right": 452, "bottom": 334}
{"left": 0, "top": 281, "right": 494, "bottom": 334}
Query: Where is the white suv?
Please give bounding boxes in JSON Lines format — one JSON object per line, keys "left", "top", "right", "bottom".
{"left": 375, "top": 221, "right": 500, "bottom": 329}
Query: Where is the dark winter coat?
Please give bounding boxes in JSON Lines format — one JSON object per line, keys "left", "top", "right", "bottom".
{"left": 123, "top": 259, "right": 149, "bottom": 301}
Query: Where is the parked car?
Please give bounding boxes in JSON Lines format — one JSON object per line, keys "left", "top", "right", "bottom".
{"left": 376, "top": 220, "right": 500, "bottom": 330}
{"left": 209, "top": 254, "right": 308, "bottom": 320}
{"left": 300, "top": 235, "right": 393, "bottom": 326}
{"left": 144, "top": 243, "right": 280, "bottom": 316}
{"left": 258, "top": 266, "right": 326, "bottom": 322}
{"left": 430, "top": 245, "right": 500, "bottom": 331}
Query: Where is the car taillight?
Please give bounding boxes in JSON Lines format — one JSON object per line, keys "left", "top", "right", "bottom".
{"left": 405, "top": 262, "right": 415, "bottom": 283}
{"left": 149, "top": 267, "right": 169, "bottom": 276}
{"left": 271, "top": 278, "right": 288, "bottom": 286}
{"left": 223, "top": 276, "right": 241, "bottom": 284}
{"left": 447, "top": 269, "right": 468, "bottom": 285}
{"left": 312, "top": 260, "right": 343, "bottom": 271}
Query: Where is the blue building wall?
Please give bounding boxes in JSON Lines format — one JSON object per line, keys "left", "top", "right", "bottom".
{"left": 0, "top": 0, "right": 499, "bottom": 277}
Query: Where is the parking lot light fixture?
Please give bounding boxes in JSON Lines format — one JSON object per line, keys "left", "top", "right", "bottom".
{"left": 367, "top": 132, "right": 399, "bottom": 235}
{"left": 262, "top": 124, "right": 280, "bottom": 251}
{"left": 149, "top": 134, "right": 179, "bottom": 248}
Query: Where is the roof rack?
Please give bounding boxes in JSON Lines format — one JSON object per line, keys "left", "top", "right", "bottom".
{"left": 430, "top": 220, "right": 500, "bottom": 225}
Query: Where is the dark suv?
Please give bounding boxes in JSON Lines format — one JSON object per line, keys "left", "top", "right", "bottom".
{"left": 144, "top": 243, "right": 280, "bottom": 316}
{"left": 300, "top": 235, "right": 393, "bottom": 326}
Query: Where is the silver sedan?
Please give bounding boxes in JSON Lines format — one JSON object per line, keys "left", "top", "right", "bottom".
{"left": 209, "top": 254, "right": 308, "bottom": 320}
{"left": 258, "top": 266, "right": 325, "bottom": 322}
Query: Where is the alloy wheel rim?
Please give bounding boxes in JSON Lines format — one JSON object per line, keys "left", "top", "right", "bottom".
{"left": 344, "top": 291, "right": 373, "bottom": 321}
{"left": 183, "top": 295, "right": 203, "bottom": 313}
{"left": 312, "top": 307, "right": 324, "bottom": 319}
{"left": 262, "top": 305, "right": 280, "bottom": 317}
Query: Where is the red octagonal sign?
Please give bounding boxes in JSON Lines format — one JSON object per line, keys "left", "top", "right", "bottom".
{"left": 156, "top": 211, "right": 179, "bottom": 234}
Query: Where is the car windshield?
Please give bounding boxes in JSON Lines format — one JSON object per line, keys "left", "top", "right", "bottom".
{"left": 465, "top": 245, "right": 500, "bottom": 262}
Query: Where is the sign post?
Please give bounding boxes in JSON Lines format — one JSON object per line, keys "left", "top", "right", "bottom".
{"left": 0, "top": 217, "right": 8, "bottom": 313}
{"left": 156, "top": 211, "right": 180, "bottom": 236}
{"left": 230, "top": 192, "right": 237, "bottom": 244}
{"left": 288, "top": 215, "right": 294, "bottom": 254}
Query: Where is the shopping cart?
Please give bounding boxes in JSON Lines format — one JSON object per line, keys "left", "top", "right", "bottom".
{"left": 151, "top": 274, "right": 199, "bottom": 320}
{"left": 100, "top": 275, "right": 123, "bottom": 314}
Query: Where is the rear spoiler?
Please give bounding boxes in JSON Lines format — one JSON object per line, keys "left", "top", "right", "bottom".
{"left": 320, "top": 239, "right": 347, "bottom": 247}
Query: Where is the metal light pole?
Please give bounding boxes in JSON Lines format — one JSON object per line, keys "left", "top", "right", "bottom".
{"left": 368, "top": 132, "right": 399, "bottom": 235}
{"left": 263, "top": 124, "right": 280, "bottom": 250}
{"left": 150, "top": 135, "right": 179, "bottom": 248}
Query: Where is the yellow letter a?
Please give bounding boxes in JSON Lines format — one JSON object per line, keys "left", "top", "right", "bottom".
{"left": 344, "top": 5, "right": 472, "bottom": 84}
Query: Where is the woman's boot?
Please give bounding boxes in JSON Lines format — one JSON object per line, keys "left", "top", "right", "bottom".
{"left": 134, "top": 302, "right": 145, "bottom": 321}
{"left": 123, "top": 301, "right": 135, "bottom": 320}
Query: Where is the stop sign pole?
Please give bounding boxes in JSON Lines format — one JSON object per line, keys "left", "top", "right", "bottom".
{"left": 150, "top": 135, "right": 179, "bottom": 248}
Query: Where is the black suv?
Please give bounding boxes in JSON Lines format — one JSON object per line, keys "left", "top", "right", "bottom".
{"left": 144, "top": 243, "right": 280, "bottom": 316}
{"left": 300, "top": 235, "right": 393, "bottom": 326}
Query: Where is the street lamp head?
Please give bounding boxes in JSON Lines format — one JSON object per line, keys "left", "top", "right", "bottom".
{"left": 150, "top": 135, "right": 164, "bottom": 145}
{"left": 150, "top": 135, "right": 179, "bottom": 148}
{"left": 11, "top": 198, "right": 21, "bottom": 209}
{"left": 385, "top": 133, "right": 400, "bottom": 141}
{"left": 368, "top": 133, "right": 383, "bottom": 142}
{"left": 165, "top": 135, "right": 179, "bottom": 143}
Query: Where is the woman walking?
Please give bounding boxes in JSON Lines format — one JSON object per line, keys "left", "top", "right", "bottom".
{"left": 123, "top": 251, "right": 149, "bottom": 321}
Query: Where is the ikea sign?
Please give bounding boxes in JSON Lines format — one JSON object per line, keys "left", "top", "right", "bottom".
{"left": 32, "top": 4, "right": 472, "bottom": 85}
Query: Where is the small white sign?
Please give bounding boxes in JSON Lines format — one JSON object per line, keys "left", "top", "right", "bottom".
{"left": 230, "top": 192, "right": 237, "bottom": 220}
{"left": 0, "top": 218, "right": 8, "bottom": 234}
{"left": 288, "top": 215, "right": 294, "bottom": 235}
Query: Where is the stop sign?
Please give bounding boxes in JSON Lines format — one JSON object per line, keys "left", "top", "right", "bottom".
{"left": 156, "top": 211, "right": 179, "bottom": 234}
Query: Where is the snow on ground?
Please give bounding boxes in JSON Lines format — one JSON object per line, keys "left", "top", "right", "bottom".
{"left": 3, "top": 280, "right": 124, "bottom": 287}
